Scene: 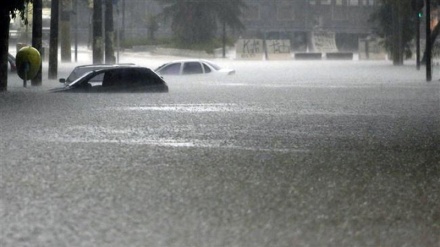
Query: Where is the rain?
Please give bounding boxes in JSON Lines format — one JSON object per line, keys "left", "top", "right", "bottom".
{"left": 1, "top": 1, "right": 439, "bottom": 246}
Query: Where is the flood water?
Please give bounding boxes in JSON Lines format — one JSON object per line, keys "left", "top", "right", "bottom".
{"left": 1, "top": 56, "right": 439, "bottom": 246}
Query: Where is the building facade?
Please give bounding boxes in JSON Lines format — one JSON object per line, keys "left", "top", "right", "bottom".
{"left": 240, "top": 0, "right": 377, "bottom": 52}
{"left": 10, "top": 0, "right": 378, "bottom": 53}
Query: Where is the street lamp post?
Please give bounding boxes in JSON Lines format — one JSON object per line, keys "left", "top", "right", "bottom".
{"left": 426, "top": 0, "right": 432, "bottom": 81}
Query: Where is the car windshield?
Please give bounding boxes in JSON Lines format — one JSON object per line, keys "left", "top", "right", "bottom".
{"left": 67, "top": 70, "right": 101, "bottom": 87}
{"left": 66, "top": 64, "right": 136, "bottom": 82}
{"left": 66, "top": 67, "right": 94, "bottom": 82}
{"left": 205, "top": 61, "right": 221, "bottom": 70}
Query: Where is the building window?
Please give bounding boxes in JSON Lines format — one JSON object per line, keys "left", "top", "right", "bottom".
{"left": 321, "top": 0, "right": 331, "bottom": 5}
{"left": 335, "top": 0, "right": 343, "bottom": 5}
{"left": 333, "top": 4, "right": 348, "bottom": 20}
{"left": 310, "top": 0, "right": 316, "bottom": 5}
{"left": 348, "top": 0, "right": 359, "bottom": 5}
{"left": 243, "top": 4, "right": 260, "bottom": 20}
{"left": 277, "top": 2, "right": 295, "bottom": 20}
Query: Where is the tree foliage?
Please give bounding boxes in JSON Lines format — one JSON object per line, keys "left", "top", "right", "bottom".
{"left": 369, "top": 0, "right": 415, "bottom": 62}
{"left": 5, "top": 0, "right": 33, "bottom": 23}
{"left": 155, "top": 0, "right": 246, "bottom": 45}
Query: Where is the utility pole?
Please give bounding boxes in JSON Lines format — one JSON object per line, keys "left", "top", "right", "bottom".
{"left": 122, "top": 0, "right": 125, "bottom": 45}
{"left": 222, "top": 21, "right": 226, "bottom": 58}
{"left": 74, "top": 0, "right": 78, "bottom": 62}
{"left": 31, "top": 0, "right": 42, "bottom": 86}
{"left": 48, "top": 0, "right": 59, "bottom": 79}
{"left": 416, "top": 10, "right": 421, "bottom": 70}
{"left": 426, "top": 0, "right": 432, "bottom": 81}
{"left": 93, "top": 0, "right": 104, "bottom": 64}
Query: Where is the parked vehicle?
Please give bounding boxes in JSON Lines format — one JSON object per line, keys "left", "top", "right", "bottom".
{"left": 155, "top": 59, "right": 235, "bottom": 76}
{"left": 52, "top": 67, "right": 168, "bottom": 93}
{"left": 59, "top": 63, "right": 136, "bottom": 85}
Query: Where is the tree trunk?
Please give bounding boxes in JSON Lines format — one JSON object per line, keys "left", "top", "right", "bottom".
{"left": 49, "top": 0, "right": 59, "bottom": 79}
{"left": 32, "top": 0, "right": 43, "bottom": 86}
{"left": 391, "top": 5, "right": 404, "bottom": 65}
{"left": 105, "top": 0, "right": 115, "bottom": 64}
{"left": 0, "top": 9, "right": 10, "bottom": 91}
{"left": 93, "top": 0, "right": 103, "bottom": 64}
{"left": 61, "top": 0, "right": 72, "bottom": 62}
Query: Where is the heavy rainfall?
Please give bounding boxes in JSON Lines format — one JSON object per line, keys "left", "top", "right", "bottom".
{"left": 1, "top": 1, "right": 439, "bottom": 247}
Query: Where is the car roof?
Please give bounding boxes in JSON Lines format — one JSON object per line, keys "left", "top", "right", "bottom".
{"left": 73, "top": 63, "right": 136, "bottom": 69}
{"left": 165, "top": 59, "right": 213, "bottom": 64}
{"left": 91, "top": 66, "right": 165, "bottom": 76}
{"left": 87, "top": 66, "right": 154, "bottom": 73}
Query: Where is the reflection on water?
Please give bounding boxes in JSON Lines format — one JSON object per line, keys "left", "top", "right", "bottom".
{"left": 113, "top": 103, "right": 237, "bottom": 113}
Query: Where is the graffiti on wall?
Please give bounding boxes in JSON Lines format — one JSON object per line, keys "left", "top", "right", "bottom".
{"left": 313, "top": 31, "right": 338, "bottom": 53}
{"left": 266, "top": 40, "right": 291, "bottom": 54}
{"left": 236, "top": 39, "right": 264, "bottom": 59}
{"left": 236, "top": 39, "right": 292, "bottom": 59}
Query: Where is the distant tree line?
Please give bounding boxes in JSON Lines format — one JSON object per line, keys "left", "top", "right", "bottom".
{"left": 155, "top": 0, "right": 247, "bottom": 47}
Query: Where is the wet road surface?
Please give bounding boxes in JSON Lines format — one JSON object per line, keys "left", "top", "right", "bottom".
{"left": 1, "top": 58, "right": 440, "bottom": 246}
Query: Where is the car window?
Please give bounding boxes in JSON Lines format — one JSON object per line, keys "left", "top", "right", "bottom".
{"left": 124, "top": 69, "right": 143, "bottom": 86}
{"left": 88, "top": 73, "right": 104, "bottom": 86}
{"left": 159, "top": 63, "right": 181, "bottom": 75}
{"left": 183, "top": 62, "right": 203, "bottom": 74}
{"left": 68, "top": 70, "right": 101, "bottom": 88}
{"left": 102, "top": 70, "right": 122, "bottom": 87}
{"left": 202, "top": 63, "right": 211, "bottom": 73}
{"left": 101, "top": 68, "right": 164, "bottom": 88}
{"left": 67, "top": 67, "right": 95, "bottom": 82}
{"left": 139, "top": 70, "right": 164, "bottom": 85}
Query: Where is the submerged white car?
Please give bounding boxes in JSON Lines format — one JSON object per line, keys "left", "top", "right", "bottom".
{"left": 155, "top": 59, "right": 235, "bottom": 76}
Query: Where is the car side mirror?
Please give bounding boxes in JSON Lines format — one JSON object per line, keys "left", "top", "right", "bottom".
{"left": 59, "top": 78, "right": 66, "bottom": 83}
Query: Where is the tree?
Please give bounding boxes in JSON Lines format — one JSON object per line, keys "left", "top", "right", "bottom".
{"left": 93, "top": 0, "right": 103, "bottom": 64}
{"left": 0, "top": 0, "right": 33, "bottom": 91}
{"left": 369, "top": 0, "right": 415, "bottom": 65}
{"left": 371, "top": 0, "right": 440, "bottom": 65}
{"left": 105, "top": 0, "right": 115, "bottom": 64}
{"left": 48, "top": 0, "right": 59, "bottom": 79}
{"left": 61, "top": 0, "right": 72, "bottom": 62}
{"left": 156, "top": 0, "right": 246, "bottom": 46}
{"left": 421, "top": 1, "right": 440, "bottom": 64}
{"left": 218, "top": 0, "right": 246, "bottom": 57}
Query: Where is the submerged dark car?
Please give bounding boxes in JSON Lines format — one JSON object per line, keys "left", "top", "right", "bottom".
{"left": 51, "top": 66, "right": 169, "bottom": 93}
